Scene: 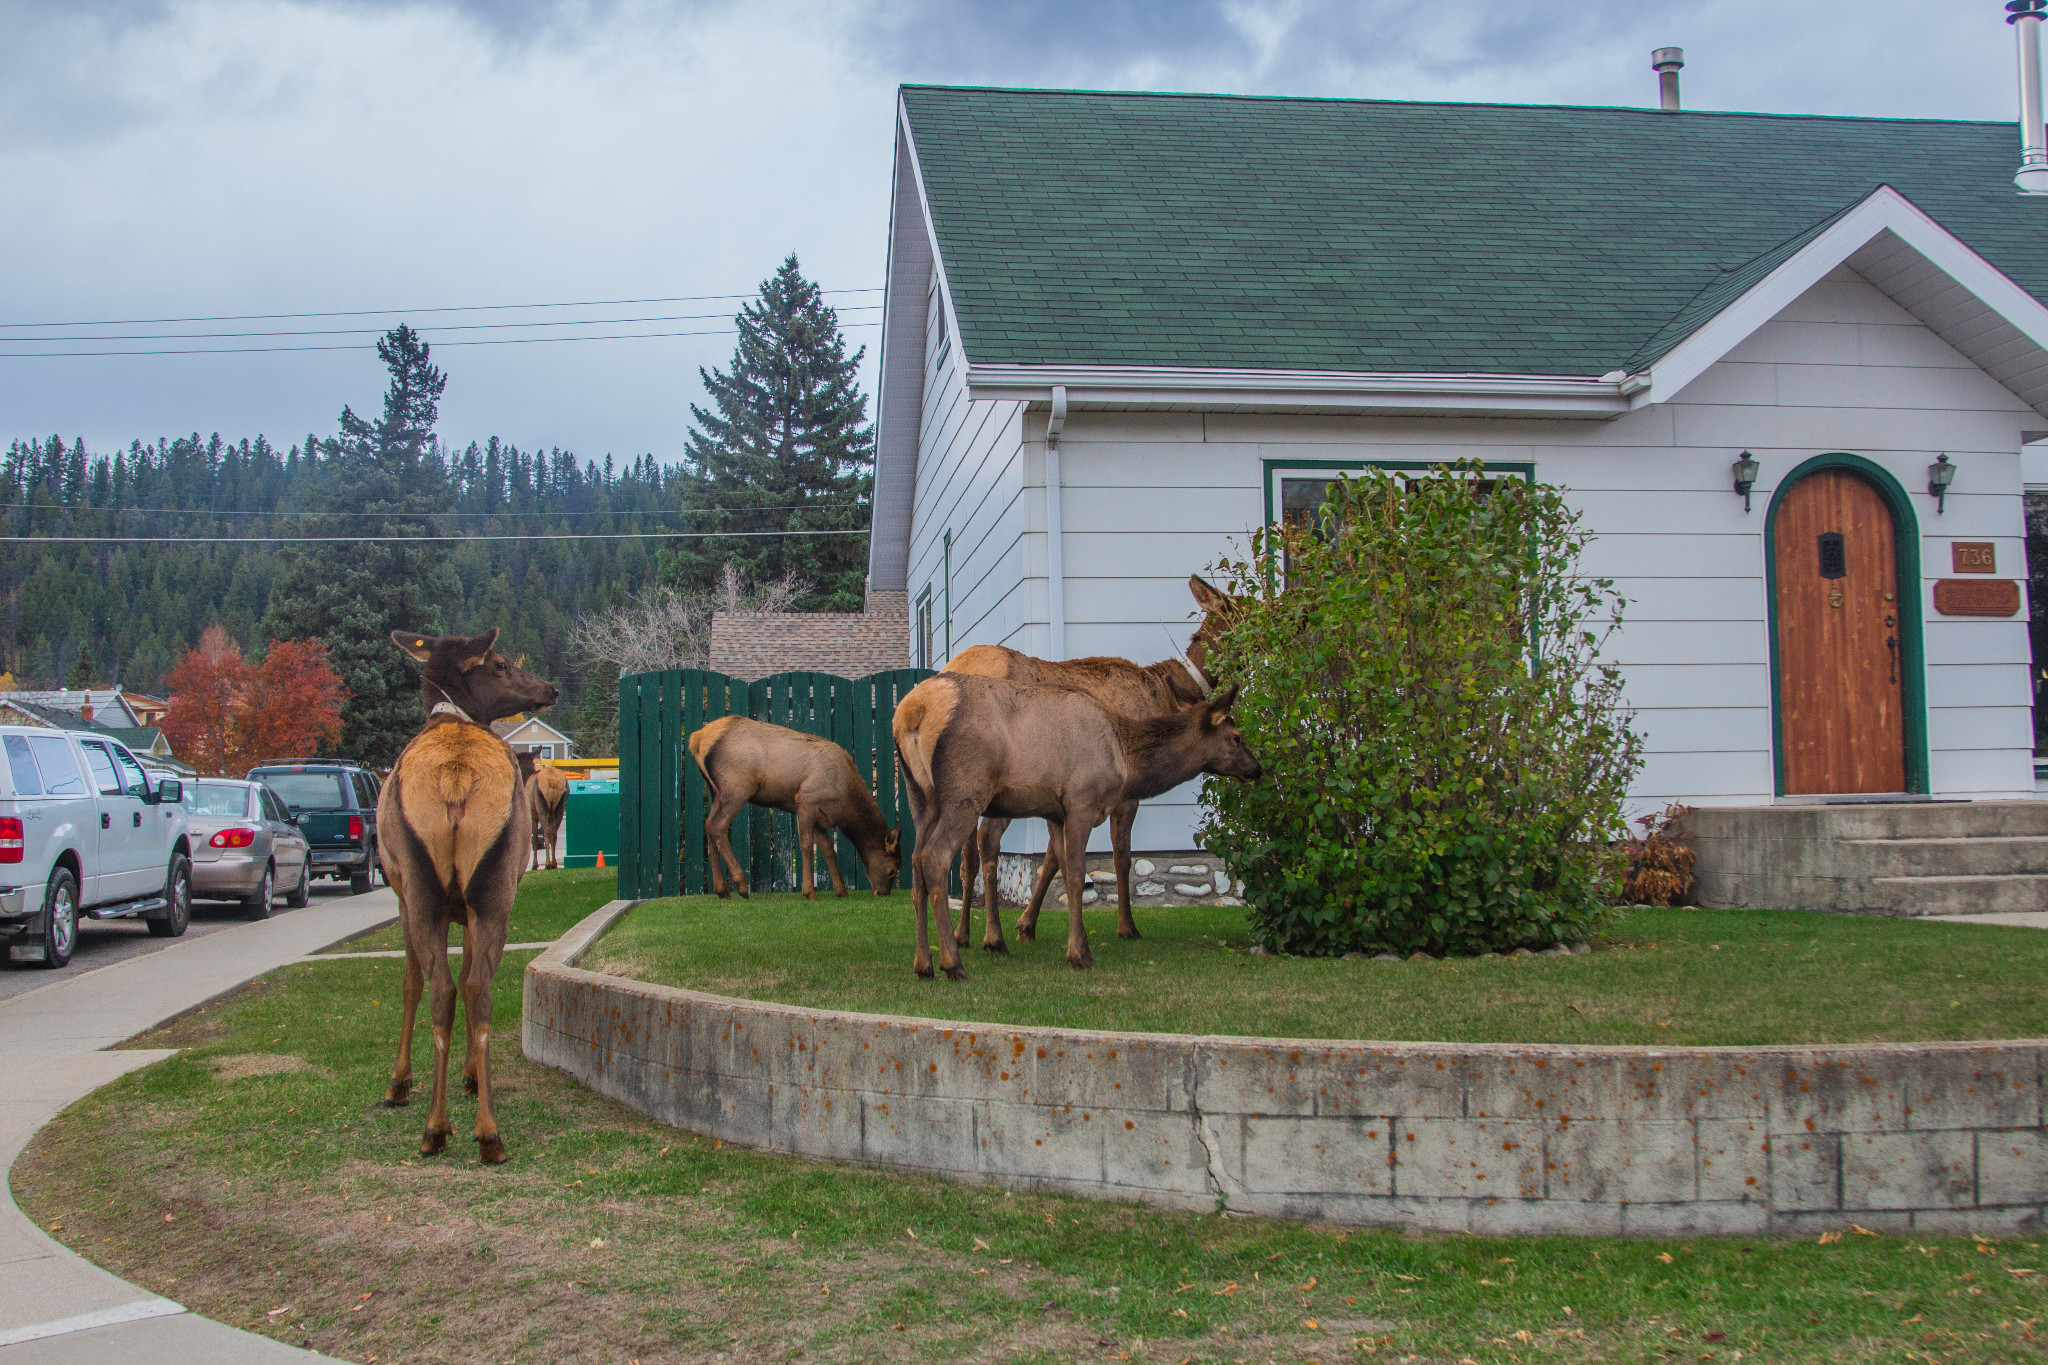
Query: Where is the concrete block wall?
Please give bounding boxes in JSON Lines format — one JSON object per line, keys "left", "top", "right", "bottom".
{"left": 526, "top": 903, "right": 2048, "bottom": 1237}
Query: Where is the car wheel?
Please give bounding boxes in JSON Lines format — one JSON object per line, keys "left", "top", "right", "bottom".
{"left": 285, "top": 857, "right": 310, "bottom": 909}
{"left": 242, "top": 864, "right": 274, "bottom": 921}
{"left": 147, "top": 855, "right": 191, "bottom": 938}
{"left": 350, "top": 861, "right": 372, "bottom": 896}
{"left": 34, "top": 867, "right": 77, "bottom": 969}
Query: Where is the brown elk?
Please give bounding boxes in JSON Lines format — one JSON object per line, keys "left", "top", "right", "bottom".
{"left": 944, "top": 574, "right": 1249, "bottom": 950}
{"left": 526, "top": 757, "right": 569, "bottom": 871}
{"left": 892, "top": 673, "right": 1259, "bottom": 976}
{"left": 378, "top": 629, "right": 559, "bottom": 1164}
{"left": 687, "top": 716, "right": 902, "bottom": 900}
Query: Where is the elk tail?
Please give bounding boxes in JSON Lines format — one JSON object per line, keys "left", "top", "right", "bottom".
{"left": 892, "top": 687, "right": 941, "bottom": 795}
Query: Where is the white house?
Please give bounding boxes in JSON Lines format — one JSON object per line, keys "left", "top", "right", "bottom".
{"left": 492, "top": 716, "right": 577, "bottom": 762}
{"left": 867, "top": 81, "right": 2048, "bottom": 857}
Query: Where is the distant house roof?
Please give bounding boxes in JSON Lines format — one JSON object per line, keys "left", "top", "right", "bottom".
{"left": 896, "top": 86, "right": 2048, "bottom": 379}
{"left": 0, "top": 689, "right": 142, "bottom": 729}
{"left": 491, "top": 716, "right": 576, "bottom": 754}
{"left": 97, "top": 726, "right": 170, "bottom": 757}
{"left": 708, "top": 591, "right": 909, "bottom": 681}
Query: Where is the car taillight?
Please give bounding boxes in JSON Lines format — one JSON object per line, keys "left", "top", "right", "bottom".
{"left": 348, "top": 815, "right": 364, "bottom": 841}
{"left": 209, "top": 827, "right": 257, "bottom": 849}
{"left": 0, "top": 817, "right": 21, "bottom": 864}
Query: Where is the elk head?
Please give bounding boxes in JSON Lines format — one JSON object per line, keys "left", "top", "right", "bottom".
{"left": 1194, "top": 684, "right": 1261, "bottom": 782}
{"left": 1186, "top": 575, "right": 1248, "bottom": 687}
{"left": 391, "top": 628, "right": 559, "bottom": 724}
{"left": 865, "top": 829, "right": 903, "bottom": 896}
{"left": 515, "top": 749, "right": 538, "bottom": 785}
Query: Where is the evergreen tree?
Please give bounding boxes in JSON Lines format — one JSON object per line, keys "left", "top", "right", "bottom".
{"left": 64, "top": 643, "right": 94, "bottom": 689}
{"left": 660, "top": 255, "right": 874, "bottom": 612}
{"left": 262, "top": 326, "right": 459, "bottom": 765}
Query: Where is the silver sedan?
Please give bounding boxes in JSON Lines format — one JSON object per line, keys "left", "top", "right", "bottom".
{"left": 185, "top": 779, "right": 311, "bottom": 920}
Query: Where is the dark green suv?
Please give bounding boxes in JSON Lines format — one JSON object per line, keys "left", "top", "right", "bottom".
{"left": 247, "top": 761, "right": 381, "bottom": 895}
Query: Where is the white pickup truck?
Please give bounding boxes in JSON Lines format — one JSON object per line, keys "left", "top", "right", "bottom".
{"left": 0, "top": 725, "right": 193, "bottom": 969}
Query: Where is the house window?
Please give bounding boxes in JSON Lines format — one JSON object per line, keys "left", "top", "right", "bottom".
{"left": 929, "top": 273, "right": 950, "bottom": 374}
{"left": 1266, "top": 459, "right": 1533, "bottom": 575}
{"left": 914, "top": 588, "right": 934, "bottom": 669}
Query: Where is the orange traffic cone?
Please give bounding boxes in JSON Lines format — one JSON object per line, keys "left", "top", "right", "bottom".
{"left": 595, "top": 849, "right": 606, "bottom": 869}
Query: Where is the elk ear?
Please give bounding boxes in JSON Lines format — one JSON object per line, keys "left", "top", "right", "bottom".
{"left": 1206, "top": 683, "right": 1241, "bottom": 726}
{"left": 885, "top": 829, "right": 902, "bottom": 853}
{"left": 391, "top": 631, "right": 435, "bottom": 661}
{"left": 1189, "top": 575, "right": 1228, "bottom": 611}
{"left": 457, "top": 627, "right": 500, "bottom": 671}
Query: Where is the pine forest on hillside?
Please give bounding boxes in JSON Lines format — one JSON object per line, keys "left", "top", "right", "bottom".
{"left": 0, "top": 257, "right": 876, "bottom": 760}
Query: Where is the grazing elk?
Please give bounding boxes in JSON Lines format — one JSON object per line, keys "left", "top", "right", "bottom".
{"left": 892, "top": 673, "right": 1259, "bottom": 976}
{"left": 944, "top": 573, "right": 1250, "bottom": 950}
{"left": 687, "top": 716, "right": 902, "bottom": 900}
{"left": 379, "top": 628, "right": 559, "bottom": 1164}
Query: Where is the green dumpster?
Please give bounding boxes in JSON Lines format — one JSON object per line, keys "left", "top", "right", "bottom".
{"left": 563, "top": 779, "right": 619, "bottom": 869}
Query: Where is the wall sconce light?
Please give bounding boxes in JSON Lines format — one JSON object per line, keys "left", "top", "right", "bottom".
{"left": 1732, "top": 451, "right": 1760, "bottom": 512}
{"left": 1928, "top": 453, "right": 1955, "bottom": 514}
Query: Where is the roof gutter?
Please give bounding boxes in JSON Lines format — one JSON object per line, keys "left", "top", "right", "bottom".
{"left": 1044, "top": 385, "right": 1068, "bottom": 660}
{"left": 965, "top": 364, "right": 1637, "bottom": 417}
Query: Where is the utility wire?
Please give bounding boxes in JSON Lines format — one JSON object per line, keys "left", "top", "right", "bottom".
{"left": 0, "top": 529, "right": 869, "bottom": 544}
{"left": 0, "top": 322, "right": 881, "bottom": 358}
{"left": 2, "top": 305, "right": 882, "bottom": 344}
{"left": 0, "top": 287, "right": 885, "bottom": 330}
{"left": 0, "top": 500, "right": 865, "bottom": 519}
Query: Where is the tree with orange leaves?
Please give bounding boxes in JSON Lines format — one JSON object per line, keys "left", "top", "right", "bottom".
{"left": 160, "top": 628, "right": 348, "bottom": 776}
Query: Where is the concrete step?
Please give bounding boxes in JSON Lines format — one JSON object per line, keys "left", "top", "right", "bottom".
{"left": 1843, "top": 835, "right": 2048, "bottom": 877}
{"left": 1867, "top": 874, "right": 2048, "bottom": 917}
{"left": 1817, "top": 800, "right": 2048, "bottom": 841}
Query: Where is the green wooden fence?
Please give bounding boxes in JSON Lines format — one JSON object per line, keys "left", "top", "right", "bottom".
{"left": 615, "top": 667, "right": 934, "bottom": 899}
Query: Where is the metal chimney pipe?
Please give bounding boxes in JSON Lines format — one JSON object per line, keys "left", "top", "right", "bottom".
{"left": 2011, "top": 1, "right": 2048, "bottom": 193}
{"left": 1652, "top": 47, "right": 1685, "bottom": 111}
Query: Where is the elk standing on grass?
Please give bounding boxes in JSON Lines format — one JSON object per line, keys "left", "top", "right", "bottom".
{"left": 892, "top": 674, "right": 1259, "bottom": 976}
{"left": 945, "top": 574, "right": 1249, "bottom": 950}
{"left": 379, "top": 629, "right": 559, "bottom": 1164}
{"left": 519, "top": 752, "right": 569, "bottom": 871}
{"left": 688, "top": 716, "right": 902, "bottom": 900}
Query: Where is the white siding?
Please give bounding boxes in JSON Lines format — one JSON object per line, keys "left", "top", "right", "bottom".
{"left": 907, "top": 267, "right": 2042, "bottom": 852}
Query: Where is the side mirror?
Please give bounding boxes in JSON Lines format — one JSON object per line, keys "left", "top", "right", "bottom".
{"left": 153, "top": 778, "right": 182, "bottom": 805}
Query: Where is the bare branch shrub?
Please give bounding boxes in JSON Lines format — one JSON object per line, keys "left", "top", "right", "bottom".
{"left": 569, "top": 564, "right": 810, "bottom": 677}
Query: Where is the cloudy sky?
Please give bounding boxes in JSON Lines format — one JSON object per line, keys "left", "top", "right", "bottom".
{"left": 0, "top": 0, "right": 2031, "bottom": 465}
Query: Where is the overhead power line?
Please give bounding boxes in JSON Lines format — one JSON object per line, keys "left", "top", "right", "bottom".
{"left": 0, "top": 305, "right": 882, "bottom": 344}
{"left": 0, "top": 321, "right": 881, "bottom": 359}
{"left": 0, "top": 529, "right": 869, "bottom": 544}
{"left": 0, "top": 287, "right": 885, "bottom": 330}
{"left": 0, "top": 500, "right": 866, "bottom": 519}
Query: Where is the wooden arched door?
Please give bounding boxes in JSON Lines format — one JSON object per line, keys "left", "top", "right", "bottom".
{"left": 1771, "top": 467, "right": 1907, "bottom": 794}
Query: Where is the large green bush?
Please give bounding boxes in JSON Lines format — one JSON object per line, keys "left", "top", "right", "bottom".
{"left": 1199, "top": 465, "right": 1641, "bottom": 957}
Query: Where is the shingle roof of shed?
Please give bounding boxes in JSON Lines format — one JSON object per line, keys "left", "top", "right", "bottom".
{"left": 900, "top": 86, "right": 2048, "bottom": 376}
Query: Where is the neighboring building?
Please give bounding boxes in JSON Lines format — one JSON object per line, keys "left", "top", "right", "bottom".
{"left": 0, "top": 689, "right": 144, "bottom": 731}
{"left": 707, "top": 590, "right": 911, "bottom": 681}
{"left": 492, "top": 716, "right": 578, "bottom": 762}
{"left": 870, "top": 84, "right": 2048, "bottom": 853}
{"left": 0, "top": 696, "right": 192, "bottom": 776}
{"left": 122, "top": 691, "right": 170, "bottom": 727}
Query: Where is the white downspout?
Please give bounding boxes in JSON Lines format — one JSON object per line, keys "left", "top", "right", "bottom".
{"left": 1044, "top": 385, "right": 1068, "bottom": 660}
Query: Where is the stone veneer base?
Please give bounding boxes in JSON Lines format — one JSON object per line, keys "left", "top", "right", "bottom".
{"left": 524, "top": 902, "right": 2048, "bottom": 1237}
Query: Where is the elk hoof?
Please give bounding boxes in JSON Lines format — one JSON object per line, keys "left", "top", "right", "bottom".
{"left": 477, "top": 1134, "right": 508, "bottom": 1165}
{"left": 982, "top": 938, "right": 1010, "bottom": 955}
{"left": 714, "top": 889, "right": 730, "bottom": 899}
{"left": 462, "top": 1074, "right": 479, "bottom": 1095}
{"left": 1066, "top": 953, "right": 1094, "bottom": 972}
{"left": 914, "top": 958, "right": 935, "bottom": 979}
{"left": 382, "top": 1080, "right": 412, "bottom": 1106}
{"left": 1014, "top": 922, "right": 1036, "bottom": 941}
{"left": 1118, "top": 926, "right": 1143, "bottom": 941}
{"left": 420, "top": 1128, "right": 450, "bottom": 1156}
{"left": 942, "top": 964, "right": 967, "bottom": 981}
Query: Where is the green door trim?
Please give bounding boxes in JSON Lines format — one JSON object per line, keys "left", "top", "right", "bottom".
{"left": 1763, "top": 452, "right": 1929, "bottom": 797}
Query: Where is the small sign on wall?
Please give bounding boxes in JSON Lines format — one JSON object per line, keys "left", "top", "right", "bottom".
{"left": 1951, "top": 542, "right": 1997, "bottom": 574}
{"left": 1933, "top": 578, "right": 2021, "bottom": 617}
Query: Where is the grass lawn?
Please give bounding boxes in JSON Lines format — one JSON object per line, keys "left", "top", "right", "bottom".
{"left": 319, "top": 865, "right": 618, "bottom": 953}
{"left": 586, "top": 892, "right": 2048, "bottom": 1046}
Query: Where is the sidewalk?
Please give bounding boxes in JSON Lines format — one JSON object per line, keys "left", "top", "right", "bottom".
{"left": 0, "top": 889, "right": 398, "bottom": 1362}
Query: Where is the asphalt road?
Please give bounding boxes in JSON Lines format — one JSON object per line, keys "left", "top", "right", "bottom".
{"left": 0, "top": 881, "right": 392, "bottom": 1004}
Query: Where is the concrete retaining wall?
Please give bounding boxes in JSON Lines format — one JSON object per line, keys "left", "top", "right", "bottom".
{"left": 525, "top": 903, "right": 2048, "bottom": 1237}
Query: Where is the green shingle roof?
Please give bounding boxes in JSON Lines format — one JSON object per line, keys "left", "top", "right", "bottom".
{"left": 899, "top": 86, "right": 2048, "bottom": 377}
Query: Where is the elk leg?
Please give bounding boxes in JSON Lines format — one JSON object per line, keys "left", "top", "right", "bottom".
{"left": 1111, "top": 801, "right": 1140, "bottom": 939}
{"left": 547, "top": 816, "right": 560, "bottom": 871}
{"left": 421, "top": 920, "right": 458, "bottom": 1155}
{"left": 978, "top": 817, "right": 1009, "bottom": 954}
{"left": 705, "top": 792, "right": 751, "bottom": 898}
{"left": 911, "top": 807, "right": 973, "bottom": 980}
{"left": 1018, "top": 835, "right": 1061, "bottom": 941}
{"left": 384, "top": 950, "right": 423, "bottom": 1106}
{"left": 462, "top": 910, "right": 509, "bottom": 1164}
{"left": 812, "top": 821, "right": 851, "bottom": 898}
{"left": 958, "top": 828, "right": 980, "bottom": 947}
{"left": 1058, "top": 819, "right": 1094, "bottom": 971}
{"left": 798, "top": 818, "right": 818, "bottom": 902}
